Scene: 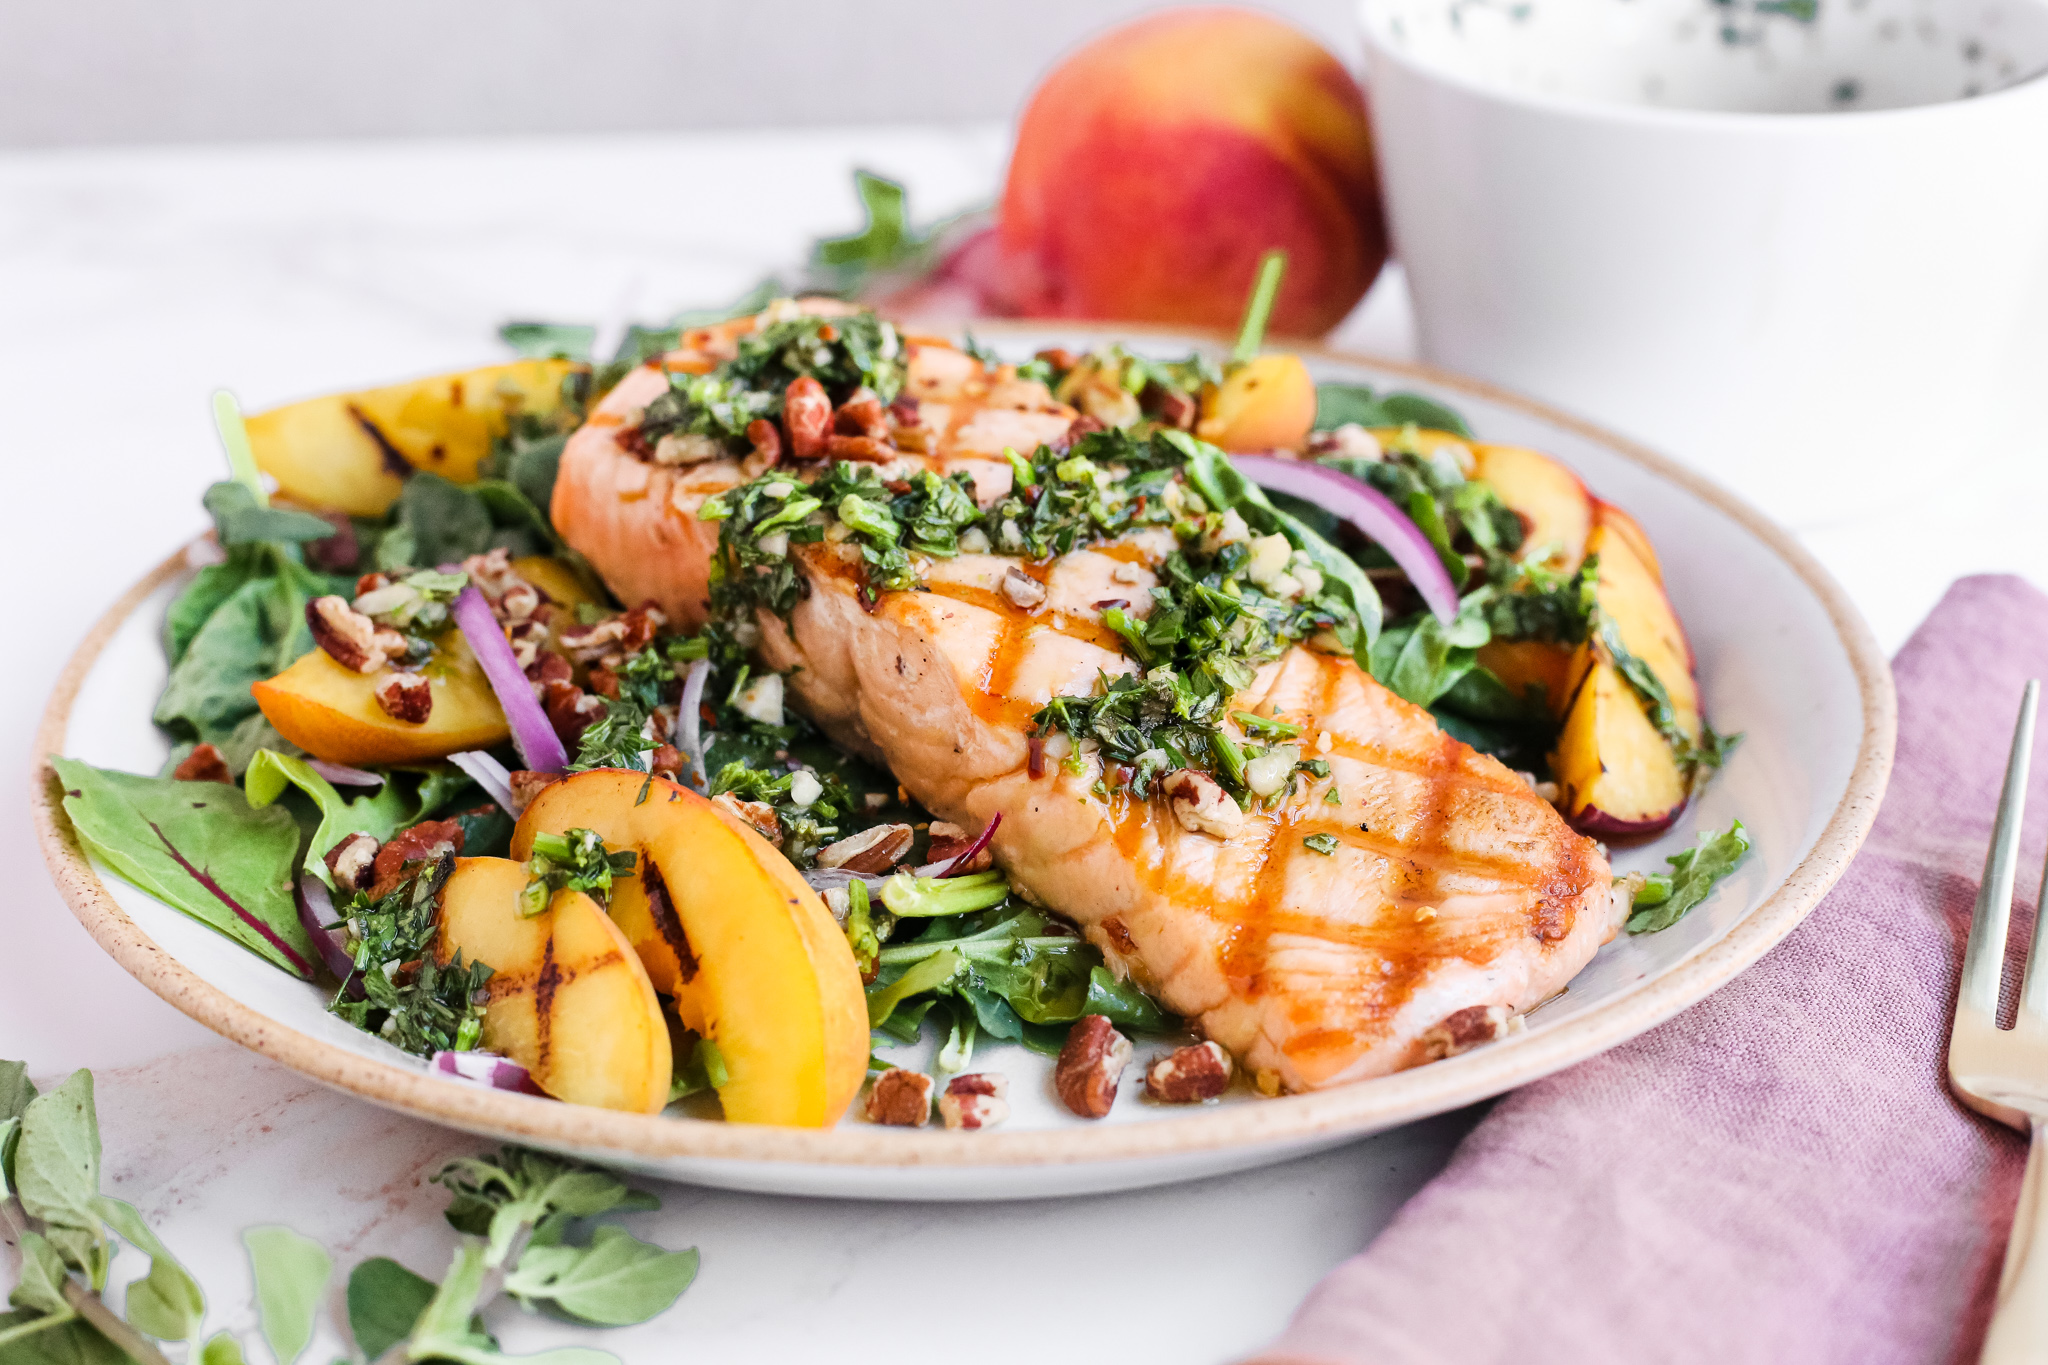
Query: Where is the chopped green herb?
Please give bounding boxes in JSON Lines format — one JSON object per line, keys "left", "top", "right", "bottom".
{"left": 1302, "top": 833, "right": 1340, "bottom": 856}
{"left": 520, "top": 828, "right": 635, "bottom": 918}
{"left": 329, "top": 855, "right": 492, "bottom": 1057}
{"left": 1626, "top": 820, "right": 1752, "bottom": 934}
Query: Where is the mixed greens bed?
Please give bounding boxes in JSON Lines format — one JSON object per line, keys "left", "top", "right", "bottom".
{"left": 50, "top": 272, "right": 1753, "bottom": 1122}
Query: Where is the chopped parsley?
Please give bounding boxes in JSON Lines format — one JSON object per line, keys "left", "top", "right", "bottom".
{"left": 329, "top": 854, "right": 492, "bottom": 1057}
{"left": 520, "top": 828, "right": 636, "bottom": 918}
{"left": 707, "top": 759, "right": 859, "bottom": 867}
{"left": 637, "top": 311, "right": 903, "bottom": 455}
{"left": 1302, "top": 833, "right": 1341, "bottom": 855}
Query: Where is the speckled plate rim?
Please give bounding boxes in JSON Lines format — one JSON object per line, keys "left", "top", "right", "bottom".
{"left": 30, "top": 331, "right": 1896, "bottom": 1171}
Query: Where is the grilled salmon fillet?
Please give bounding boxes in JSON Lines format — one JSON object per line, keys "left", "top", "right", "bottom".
{"left": 757, "top": 542, "right": 1621, "bottom": 1093}
{"left": 552, "top": 310, "right": 1072, "bottom": 628}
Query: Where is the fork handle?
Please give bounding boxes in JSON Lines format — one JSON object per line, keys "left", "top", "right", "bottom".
{"left": 1983, "top": 1118, "right": 2048, "bottom": 1363}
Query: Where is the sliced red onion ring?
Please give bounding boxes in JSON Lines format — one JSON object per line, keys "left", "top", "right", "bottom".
{"left": 1233, "top": 454, "right": 1460, "bottom": 624}
{"left": 430, "top": 1050, "right": 536, "bottom": 1093}
{"left": 674, "top": 657, "right": 712, "bottom": 793}
{"left": 449, "top": 750, "right": 518, "bottom": 814}
{"left": 306, "top": 759, "right": 384, "bottom": 788}
{"left": 803, "top": 867, "right": 889, "bottom": 895}
{"left": 934, "top": 812, "right": 1000, "bottom": 878}
{"left": 294, "top": 874, "right": 357, "bottom": 980}
{"left": 452, "top": 584, "right": 567, "bottom": 771}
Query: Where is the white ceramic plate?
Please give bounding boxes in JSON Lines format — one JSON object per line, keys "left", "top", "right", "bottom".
{"left": 33, "top": 328, "right": 1894, "bottom": 1200}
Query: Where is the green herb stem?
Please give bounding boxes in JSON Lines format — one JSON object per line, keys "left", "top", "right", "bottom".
{"left": 1231, "top": 250, "right": 1288, "bottom": 365}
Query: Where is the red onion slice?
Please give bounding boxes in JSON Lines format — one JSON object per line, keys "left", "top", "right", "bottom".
{"left": 674, "top": 657, "right": 712, "bottom": 793}
{"left": 430, "top": 1050, "right": 537, "bottom": 1093}
{"left": 449, "top": 750, "right": 518, "bottom": 813}
{"left": 452, "top": 585, "right": 567, "bottom": 772}
{"left": 294, "top": 874, "right": 357, "bottom": 980}
{"left": 804, "top": 867, "right": 888, "bottom": 895}
{"left": 1233, "top": 455, "right": 1460, "bottom": 624}
{"left": 933, "top": 812, "right": 1000, "bottom": 878}
{"left": 306, "top": 759, "right": 384, "bottom": 788}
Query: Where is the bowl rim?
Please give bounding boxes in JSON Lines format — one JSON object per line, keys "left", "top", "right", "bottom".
{"left": 1356, "top": 0, "right": 2048, "bottom": 132}
{"left": 29, "top": 328, "right": 1897, "bottom": 1172}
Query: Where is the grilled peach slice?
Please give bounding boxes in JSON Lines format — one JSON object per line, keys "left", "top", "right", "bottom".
{"left": 252, "top": 630, "right": 509, "bottom": 767}
{"left": 1198, "top": 355, "right": 1318, "bottom": 452}
{"left": 1550, "top": 649, "right": 1688, "bottom": 838}
{"left": 512, "top": 769, "right": 867, "bottom": 1128}
{"left": 1595, "top": 501, "right": 1662, "bottom": 584}
{"left": 1588, "top": 520, "right": 1698, "bottom": 742}
{"left": 435, "top": 856, "right": 671, "bottom": 1113}
{"left": 1472, "top": 444, "right": 1595, "bottom": 572}
{"left": 1473, "top": 638, "right": 1584, "bottom": 721}
{"left": 247, "top": 359, "right": 582, "bottom": 517}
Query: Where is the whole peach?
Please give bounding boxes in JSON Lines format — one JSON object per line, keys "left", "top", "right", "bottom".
{"left": 996, "top": 7, "right": 1386, "bottom": 336}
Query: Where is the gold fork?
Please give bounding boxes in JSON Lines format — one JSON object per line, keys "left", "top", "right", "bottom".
{"left": 1950, "top": 679, "right": 2048, "bottom": 1359}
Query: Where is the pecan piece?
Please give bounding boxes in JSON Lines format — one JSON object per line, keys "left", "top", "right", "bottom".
{"left": 1162, "top": 769, "right": 1243, "bottom": 839}
{"left": 815, "top": 823, "right": 914, "bottom": 874}
{"left": 544, "top": 683, "right": 605, "bottom": 748}
{"left": 507, "top": 769, "right": 562, "bottom": 815}
{"left": 864, "top": 1067, "right": 933, "bottom": 1127}
{"left": 937, "top": 1073, "right": 1010, "bottom": 1131}
{"left": 557, "top": 616, "right": 627, "bottom": 664}
{"left": 1054, "top": 1015, "right": 1133, "bottom": 1119}
{"left": 743, "top": 417, "right": 782, "bottom": 477}
{"left": 1001, "top": 567, "right": 1047, "bottom": 611}
{"left": 366, "top": 819, "right": 465, "bottom": 899}
{"left": 1421, "top": 1004, "right": 1520, "bottom": 1061}
{"left": 1145, "top": 1041, "right": 1232, "bottom": 1103}
{"left": 619, "top": 600, "right": 667, "bottom": 652}
{"left": 373, "top": 671, "right": 432, "bottom": 723}
{"left": 323, "top": 831, "right": 381, "bottom": 891}
{"left": 171, "top": 743, "right": 231, "bottom": 784}
{"left": 306, "top": 595, "right": 389, "bottom": 672}
{"left": 648, "top": 744, "right": 686, "bottom": 782}
{"left": 783, "top": 375, "right": 832, "bottom": 460}
{"left": 835, "top": 393, "right": 889, "bottom": 440}
{"left": 825, "top": 434, "right": 893, "bottom": 462}
{"left": 524, "top": 649, "right": 572, "bottom": 692}
{"left": 711, "top": 793, "right": 781, "bottom": 844}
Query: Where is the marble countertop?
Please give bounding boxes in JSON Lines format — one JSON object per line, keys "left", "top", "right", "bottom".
{"left": 5, "top": 123, "right": 2045, "bottom": 1363}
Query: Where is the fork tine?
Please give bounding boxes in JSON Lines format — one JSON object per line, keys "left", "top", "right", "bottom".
{"left": 1963, "top": 680, "right": 2040, "bottom": 1020}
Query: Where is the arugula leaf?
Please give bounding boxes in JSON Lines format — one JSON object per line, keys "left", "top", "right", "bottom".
{"left": 347, "top": 1257, "right": 438, "bottom": 1361}
{"left": 1313, "top": 383, "right": 1473, "bottom": 438}
{"left": 502, "top": 1226, "right": 699, "bottom": 1327}
{"left": 243, "top": 1226, "right": 329, "bottom": 1365}
{"left": 93, "top": 1197, "right": 203, "bottom": 1342}
{"left": 52, "top": 757, "right": 316, "bottom": 979}
{"left": 201, "top": 482, "right": 334, "bottom": 548}
{"left": 1627, "top": 820, "right": 1752, "bottom": 934}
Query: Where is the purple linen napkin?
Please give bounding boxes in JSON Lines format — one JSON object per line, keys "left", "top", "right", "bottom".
{"left": 1252, "top": 575, "right": 2038, "bottom": 1365}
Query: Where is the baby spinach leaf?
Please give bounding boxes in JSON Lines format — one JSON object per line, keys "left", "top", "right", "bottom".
{"left": 347, "top": 1257, "right": 437, "bottom": 1361}
{"left": 1627, "top": 820, "right": 1752, "bottom": 934}
{"left": 243, "top": 751, "right": 470, "bottom": 887}
{"left": 866, "top": 949, "right": 963, "bottom": 1029}
{"left": 503, "top": 1226, "right": 699, "bottom": 1327}
{"left": 377, "top": 474, "right": 557, "bottom": 572}
{"left": 164, "top": 560, "right": 258, "bottom": 669}
{"left": 1314, "top": 383, "right": 1473, "bottom": 438}
{"left": 93, "top": 1197, "right": 203, "bottom": 1342}
{"left": 243, "top": 1226, "right": 330, "bottom": 1365}
{"left": 52, "top": 757, "right": 316, "bottom": 979}
{"left": 202, "top": 482, "right": 334, "bottom": 548}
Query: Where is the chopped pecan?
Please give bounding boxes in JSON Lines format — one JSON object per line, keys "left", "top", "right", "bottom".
{"left": 711, "top": 793, "right": 781, "bottom": 843}
{"left": 306, "top": 596, "right": 389, "bottom": 672}
{"left": 1162, "top": 769, "right": 1243, "bottom": 839}
{"left": 1421, "top": 1004, "right": 1520, "bottom": 1061}
{"left": 1143, "top": 382, "right": 1198, "bottom": 431}
{"left": 924, "top": 821, "right": 992, "bottom": 872}
{"left": 835, "top": 393, "right": 889, "bottom": 439}
{"left": 620, "top": 600, "right": 667, "bottom": 652}
{"left": 354, "top": 571, "right": 393, "bottom": 597}
{"left": 543, "top": 680, "right": 604, "bottom": 747}
{"left": 1065, "top": 414, "right": 1105, "bottom": 445}
{"left": 784, "top": 375, "right": 832, "bottom": 460}
{"left": 1001, "top": 567, "right": 1047, "bottom": 610}
{"left": 743, "top": 418, "right": 782, "bottom": 477}
{"left": 171, "top": 744, "right": 231, "bottom": 784}
{"left": 937, "top": 1073, "right": 1010, "bottom": 1131}
{"left": 367, "top": 819, "right": 465, "bottom": 899}
{"left": 587, "top": 662, "right": 621, "bottom": 701}
{"left": 556, "top": 616, "right": 628, "bottom": 663}
{"left": 499, "top": 582, "right": 540, "bottom": 622}
{"left": 507, "top": 770, "right": 561, "bottom": 814}
{"left": 507, "top": 620, "right": 550, "bottom": 671}
{"left": 1054, "top": 1015, "right": 1133, "bottom": 1119}
{"left": 825, "top": 434, "right": 893, "bottom": 462}
{"left": 648, "top": 744, "right": 685, "bottom": 782}
{"left": 461, "top": 548, "right": 525, "bottom": 600}
{"left": 1145, "top": 1041, "right": 1232, "bottom": 1103}
{"left": 373, "top": 671, "right": 432, "bottom": 724}
{"left": 887, "top": 394, "right": 920, "bottom": 426}
{"left": 816, "top": 823, "right": 914, "bottom": 874}
{"left": 524, "top": 649, "right": 572, "bottom": 693}
{"left": 864, "top": 1067, "right": 933, "bottom": 1127}
{"left": 323, "top": 831, "right": 381, "bottom": 891}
